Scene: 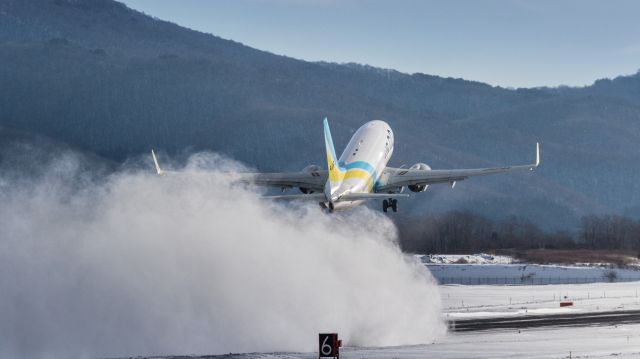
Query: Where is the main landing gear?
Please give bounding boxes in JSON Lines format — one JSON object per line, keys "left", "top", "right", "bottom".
{"left": 382, "top": 198, "right": 398, "bottom": 213}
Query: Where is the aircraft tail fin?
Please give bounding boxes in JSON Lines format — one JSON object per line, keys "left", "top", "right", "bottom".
{"left": 323, "top": 118, "right": 344, "bottom": 195}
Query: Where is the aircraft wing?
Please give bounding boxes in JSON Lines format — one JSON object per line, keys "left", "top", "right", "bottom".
{"left": 376, "top": 143, "right": 540, "bottom": 193}
{"left": 238, "top": 171, "right": 327, "bottom": 191}
{"left": 151, "top": 150, "right": 327, "bottom": 191}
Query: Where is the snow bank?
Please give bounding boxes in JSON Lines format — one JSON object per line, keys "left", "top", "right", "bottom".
{"left": 418, "top": 253, "right": 515, "bottom": 265}
{"left": 426, "top": 263, "right": 640, "bottom": 285}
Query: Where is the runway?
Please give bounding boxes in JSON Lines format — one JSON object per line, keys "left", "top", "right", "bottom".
{"left": 149, "top": 323, "right": 640, "bottom": 359}
{"left": 125, "top": 310, "right": 640, "bottom": 358}
{"left": 448, "top": 309, "right": 640, "bottom": 332}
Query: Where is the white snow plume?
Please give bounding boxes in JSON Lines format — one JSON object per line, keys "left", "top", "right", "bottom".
{"left": 0, "top": 151, "right": 444, "bottom": 358}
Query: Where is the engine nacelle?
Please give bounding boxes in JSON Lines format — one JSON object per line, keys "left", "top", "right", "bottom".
{"left": 299, "top": 164, "right": 322, "bottom": 194}
{"left": 408, "top": 162, "right": 431, "bottom": 192}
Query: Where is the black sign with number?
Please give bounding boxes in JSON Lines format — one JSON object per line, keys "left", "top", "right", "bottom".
{"left": 319, "top": 333, "right": 339, "bottom": 357}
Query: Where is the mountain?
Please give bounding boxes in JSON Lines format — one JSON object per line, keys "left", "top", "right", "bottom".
{"left": 1, "top": 0, "right": 640, "bottom": 230}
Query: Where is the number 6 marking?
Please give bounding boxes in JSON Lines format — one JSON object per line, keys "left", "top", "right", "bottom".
{"left": 321, "top": 336, "right": 332, "bottom": 355}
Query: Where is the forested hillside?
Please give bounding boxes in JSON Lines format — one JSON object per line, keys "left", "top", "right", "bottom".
{"left": 1, "top": 0, "right": 640, "bottom": 230}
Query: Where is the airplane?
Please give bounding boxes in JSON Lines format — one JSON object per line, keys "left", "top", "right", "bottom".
{"left": 152, "top": 118, "right": 540, "bottom": 212}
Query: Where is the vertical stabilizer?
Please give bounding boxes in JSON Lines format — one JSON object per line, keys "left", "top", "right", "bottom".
{"left": 323, "top": 118, "right": 345, "bottom": 198}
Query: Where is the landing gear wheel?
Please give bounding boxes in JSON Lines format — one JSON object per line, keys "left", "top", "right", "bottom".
{"left": 382, "top": 199, "right": 389, "bottom": 212}
{"left": 391, "top": 199, "right": 398, "bottom": 212}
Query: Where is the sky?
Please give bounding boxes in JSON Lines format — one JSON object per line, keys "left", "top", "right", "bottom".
{"left": 119, "top": 0, "right": 640, "bottom": 88}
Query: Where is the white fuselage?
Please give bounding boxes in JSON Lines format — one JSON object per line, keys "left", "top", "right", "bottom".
{"left": 326, "top": 120, "right": 394, "bottom": 210}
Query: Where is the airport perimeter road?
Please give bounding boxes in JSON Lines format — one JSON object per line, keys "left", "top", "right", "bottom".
{"left": 448, "top": 309, "right": 640, "bottom": 332}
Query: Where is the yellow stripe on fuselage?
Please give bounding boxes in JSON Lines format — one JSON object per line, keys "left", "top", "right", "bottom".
{"left": 343, "top": 168, "right": 374, "bottom": 191}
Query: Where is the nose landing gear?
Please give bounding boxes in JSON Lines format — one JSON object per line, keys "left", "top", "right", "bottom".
{"left": 382, "top": 198, "right": 398, "bottom": 213}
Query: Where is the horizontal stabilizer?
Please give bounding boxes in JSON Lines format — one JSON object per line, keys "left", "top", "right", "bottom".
{"left": 263, "top": 192, "right": 408, "bottom": 202}
{"left": 339, "top": 193, "right": 409, "bottom": 201}
{"left": 262, "top": 193, "right": 327, "bottom": 201}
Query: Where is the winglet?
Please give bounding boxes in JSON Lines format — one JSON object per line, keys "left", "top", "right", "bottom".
{"left": 535, "top": 142, "right": 540, "bottom": 167}
{"left": 151, "top": 149, "right": 164, "bottom": 176}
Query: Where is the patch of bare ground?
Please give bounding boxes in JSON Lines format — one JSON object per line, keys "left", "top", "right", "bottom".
{"left": 495, "top": 249, "right": 640, "bottom": 267}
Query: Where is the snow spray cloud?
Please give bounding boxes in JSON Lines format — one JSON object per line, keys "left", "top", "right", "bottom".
{"left": 0, "top": 150, "right": 444, "bottom": 358}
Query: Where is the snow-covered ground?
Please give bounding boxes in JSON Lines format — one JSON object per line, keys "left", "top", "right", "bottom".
{"left": 148, "top": 282, "right": 640, "bottom": 359}
{"left": 209, "top": 324, "right": 640, "bottom": 358}
{"left": 441, "top": 281, "right": 640, "bottom": 319}
{"left": 423, "top": 258, "right": 640, "bottom": 285}
{"left": 343, "top": 283, "right": 640, "bottom": 358}
{"left": 338, "top": 324, "right": 640, "bottom": 359}
{"left": 343, "top": 324, "right": 640, "bottom": 358}
{"left": 210, "top": 282, "right": 640, "bottom": 359}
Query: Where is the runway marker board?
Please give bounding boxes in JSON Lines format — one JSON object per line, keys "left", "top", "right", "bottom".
{"left": 319, "top": 333, "right": 341, "bottom": 358}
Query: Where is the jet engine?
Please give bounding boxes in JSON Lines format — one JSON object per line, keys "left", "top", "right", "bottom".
{"left": 299, "top": 164, "right": 322, "bottom": 194}
{"left": 408, "top": 162, "right": 431, "bottom": 192}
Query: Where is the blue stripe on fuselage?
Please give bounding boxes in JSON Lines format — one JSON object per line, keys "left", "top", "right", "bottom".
{"left": 339, "top": 161, "right": 378, "bottom": 189}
